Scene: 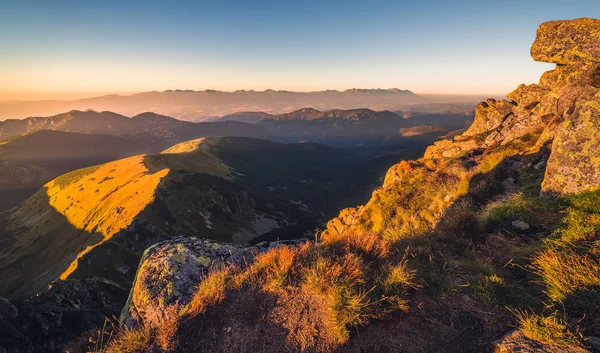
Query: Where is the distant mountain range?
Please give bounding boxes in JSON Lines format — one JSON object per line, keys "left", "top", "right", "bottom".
{"left": 0, "top": 89, "right": 424, "bottom": 121}
{"left": 0, "top": 110, "right": 271, "bottom": 145}
{"left": 220, "top": 107, "right": 473, "bottom": 143}
{"left": 0, "top": 107, "right": 473, "bottom": 211}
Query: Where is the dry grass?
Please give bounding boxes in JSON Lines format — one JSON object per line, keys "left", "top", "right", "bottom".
{"left": 92, "top": 320, "right": 152, "bottom": 353}
{"left": 110, "top": 230, "right": 415, "bottom": 352}
{"left": 533, "top": 191, "right": 600, "bottom": 301}
{"left": 182, "top": 266, "right": 232, "bottom": 318}
{"left": 515, "top": 310, "right": 583, "bottom": 347}
{"left": 479, "top": 192, "right": 538, "bottom": 232}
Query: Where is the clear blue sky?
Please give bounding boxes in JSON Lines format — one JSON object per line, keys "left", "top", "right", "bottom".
{"left": 0, "top": 0, "right": 599, "bottom": 98}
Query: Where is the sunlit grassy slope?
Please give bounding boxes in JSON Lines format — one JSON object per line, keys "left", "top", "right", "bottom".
{"left": 0, "top": 136, "right": 385, "bottom": 297}
{"left": 0, "top": 138, "right": 231, "bottom": 295}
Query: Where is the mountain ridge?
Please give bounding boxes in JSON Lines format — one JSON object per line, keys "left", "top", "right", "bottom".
{"left": 0, "top": 89, "right": 425, "bottom": 121}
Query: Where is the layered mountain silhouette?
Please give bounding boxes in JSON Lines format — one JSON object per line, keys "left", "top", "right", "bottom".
{"left": 0, "top": 108, "right": 468, "bottom": 211}
{"left": 0, "top": 111, "right": 274, "bottom": 211}
{"left": 0, "top": 89, "right": 423, "bottom": 121}
{"left": 0, "top": 110, "right": 271, "bottom": 145}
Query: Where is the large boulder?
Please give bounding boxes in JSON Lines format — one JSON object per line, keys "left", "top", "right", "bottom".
{"left": 463, "top": 99, "right": 515, "bottom": 137}
{"left": 531, "top": 18, "right": 600, "bottom": 65}
{"left": 120, "top": 237, "right": 305, "bottom": 328}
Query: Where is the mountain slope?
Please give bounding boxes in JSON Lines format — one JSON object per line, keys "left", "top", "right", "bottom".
{"left": 0, "top": 130, "right": 149, "bottom": 211}
{"left": 0, "top": 130, "right": 145, "bottom": 162}
{"left": 0, "top": 112, "right": 272, "bottom": 211}
{"left": 218, "top": 111, "right": 274, "bottom": 123}
{"left": 256, "top": 108, "right": 415, "bottom": 143}
{"left": 0, "top": 137, "right": 386, "bottom": 297}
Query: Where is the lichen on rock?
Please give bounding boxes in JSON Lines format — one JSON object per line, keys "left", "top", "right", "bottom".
{"left": 420, "top": 18, "right": 600, "bottom": 196}
{"left": 530, "top": 18, "right": 600, "bottom": 65}
{"left": 120, "top": 237, "right": 305, "bottom": 329}
{"left": 120, "top": 237, "right": 259, "bottom": 328}
{"left": 542, "top": 99, "right": 600, "bottom": 194}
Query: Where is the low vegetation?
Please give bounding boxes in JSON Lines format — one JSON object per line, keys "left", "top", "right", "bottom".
{"left": 93, "top": 132, "right": 600, "bottom": 352}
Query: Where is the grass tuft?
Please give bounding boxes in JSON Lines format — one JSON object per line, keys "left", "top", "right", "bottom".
{"left": 515, "top": 310, "right": 583, "bottom": 347}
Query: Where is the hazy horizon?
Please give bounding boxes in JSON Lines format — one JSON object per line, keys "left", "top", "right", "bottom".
{"left": 2, "top": 0, "right": 599, "bottom": 100}
{"left": 0, "top": 89, "right": 504, "bottom": 104}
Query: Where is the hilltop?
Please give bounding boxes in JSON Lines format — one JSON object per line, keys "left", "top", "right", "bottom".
{"left": 245, "top": 107, "right": 472, "bottom": 144}
{"left": 83, "top": 18, "right": 600, "bottom": 353}
{"left": 0, "top": 110, "right": 273, "bottom": 211}
{"left": 0, "top": 107, "right": 460, "bottom": 212}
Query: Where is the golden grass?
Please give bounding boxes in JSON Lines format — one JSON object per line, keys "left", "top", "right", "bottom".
{"left": 93, "top": 322, "right": 152, "bottom": 353}
{"left": 515, "top": 310, "right": 583, "bottom": 347}
{"left": 0, "top": 138, "right": 239, "bottom": 294}
{"left": 533, "top": 191, "right": 600, "bottom": 301}
{"left": 182, "top": 266, "right": 232, "bottom": 318}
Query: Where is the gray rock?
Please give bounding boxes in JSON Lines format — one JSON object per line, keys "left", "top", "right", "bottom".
{"left": 511, "top": 220, "right": 531, "bottom": 232}
{"left": 120, "top": 236, "right": 307, "bottom": 328}
{"left": 587, "top": 336, "right": 600, "bottom": 351}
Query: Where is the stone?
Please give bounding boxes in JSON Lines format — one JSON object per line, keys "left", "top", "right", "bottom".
{"left": 531, "top": 18, "right": 600, "bottom": 65}
{"left": 120, "top": 236, "right": 306, "bottom": 328}
{"left": 542, "top": 99, "right": 600, "bottom": 194}
{"left": 464, "top": 99, "right": 514, "bottom": 137}
{"left": 511, "top": 220, "right": 531, "bottom": 233}
{"left": 588, "top": 337, "right": 600, "bottom": 351}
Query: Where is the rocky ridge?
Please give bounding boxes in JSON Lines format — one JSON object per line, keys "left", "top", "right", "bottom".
{"left": 421, "top": 18, "right": 600, "bottom": 195}
{"left": 112, "top": 18, "right": 600, "bottom": 353}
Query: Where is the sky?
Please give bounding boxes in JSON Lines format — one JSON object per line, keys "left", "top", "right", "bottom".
{"left": 0, "top": 0, "right": 599, "bottom": 100}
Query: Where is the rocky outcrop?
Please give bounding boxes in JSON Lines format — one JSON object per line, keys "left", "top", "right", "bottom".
{"left": 535, "top": 18, "right": 600, "bottom": 195}
{"left": 421, "top": 18, "right": 600, "bottom": 195}
{"left": 121, "top": 237, "right": 305, "bottom": 329}
{"left": 530, "top": 18, "right": 600, "bottom": 65}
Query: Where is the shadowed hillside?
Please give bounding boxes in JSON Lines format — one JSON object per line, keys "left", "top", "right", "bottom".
{"left": 0, "top": 137, "right": 394, "bottom": 297}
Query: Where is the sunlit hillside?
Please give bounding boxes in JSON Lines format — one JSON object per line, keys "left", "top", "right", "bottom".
{"left": 0, "top": 137, "right": 391, "bottom": 296}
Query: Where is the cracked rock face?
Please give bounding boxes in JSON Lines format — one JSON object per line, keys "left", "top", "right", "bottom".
{"left": 542, "top": 99, "right": 600, "bottom": 194}
{"left": 534, "top": 18, "right": 600, "bottom": 195}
